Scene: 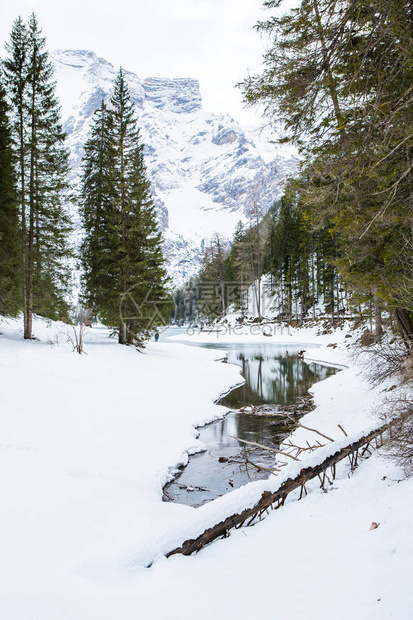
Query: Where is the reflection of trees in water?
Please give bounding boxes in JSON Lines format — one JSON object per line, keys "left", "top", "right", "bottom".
{"left": 221, "top": 351, "right": 337, "bottom": 408}
{"left": 168, "top": 346, "right": 340, "bottom": 507}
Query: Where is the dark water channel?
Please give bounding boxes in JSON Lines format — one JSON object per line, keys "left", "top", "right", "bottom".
{"left": 163, "top": 342, "right": 339, "bottom": 507}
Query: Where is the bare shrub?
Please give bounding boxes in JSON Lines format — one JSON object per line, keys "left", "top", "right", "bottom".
{"left": 61, "top": 306, "right": 92, "bottom": 354}
{"left": 379, "top": 393, "right": 413, "bottom": 476}
{"left": 353, "top": 330, "right": 413, "bottom": 475}
{"left": 358, "top": 329, "right": 377, "bottom": 347}
{"left": 353, "top": 335, "right": 411, "bottom": 386}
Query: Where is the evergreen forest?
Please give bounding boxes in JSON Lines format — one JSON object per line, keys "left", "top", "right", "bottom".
{"left": 0, "top": 14, "right": 169, "bottom": 345}
{"left": 175, "top": 0, "right": 413, "bottom": 356}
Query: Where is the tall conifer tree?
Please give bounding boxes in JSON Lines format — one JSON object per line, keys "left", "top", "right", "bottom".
{"left": 80, "top": 101, "right": 118, "bottom": 321}
{"left": 4, "top": 13, "right": 72, "bottom": 337}
{"left": 122, "top": 134, "right": 170, "bottom": 343}
{"left": 80, "top": 69, "right": 170, "bottom": 345}
{"left": 111, "top": 68, "right": 141, "bottom": 343}
{"left": 0, "top": 71, "right": 21, "bottom": 315}
{"left": 4, "top": 17, "right": 28, "bottom": 324}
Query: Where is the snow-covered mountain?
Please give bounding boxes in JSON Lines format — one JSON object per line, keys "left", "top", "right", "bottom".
{"left": 52, "top": 50, "right": 297, "bottom": 287}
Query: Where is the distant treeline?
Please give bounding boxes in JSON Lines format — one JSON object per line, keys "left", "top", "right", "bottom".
{"left": 174, "top": 198, "right": 353, "bottom": 327}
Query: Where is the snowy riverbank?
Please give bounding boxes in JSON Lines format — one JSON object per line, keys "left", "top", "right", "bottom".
{"left": 0, "top": 316, "right": 412, "bottom": 618}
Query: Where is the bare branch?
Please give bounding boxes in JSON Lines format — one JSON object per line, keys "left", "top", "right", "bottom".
{"left": 229, "top": 436, "right": 300, "bottom": 461}
{"left": 296, "top": 423, "right": 334, "bottom": 442}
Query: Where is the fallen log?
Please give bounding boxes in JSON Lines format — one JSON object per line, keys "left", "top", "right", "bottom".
{"left": 166, "top": 421, "right": 393, "bottom": 558}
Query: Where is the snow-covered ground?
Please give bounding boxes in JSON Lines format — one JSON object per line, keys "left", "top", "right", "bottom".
{"left": 0, "top": 316, "right": 412, "bottom": 618}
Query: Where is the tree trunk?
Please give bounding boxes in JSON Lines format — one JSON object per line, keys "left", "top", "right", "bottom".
{"left": 119, "top": 322, "right": 127, "bottom": 344}
{"left": 25, "top": 70, "right": 36, "bottom": 340}
{"left": 330, "top": 276, "right": 335, "bottom": 327}
{"left": 336, "top": 272, "right": 340, "bottom": 324}
{"left": 256, "top": 220, "right": 262, "bottom": 320}
{"left": 166, "top": 420, "right": 396, "bottom": 558}
{"left": 395, "top": 307, "right": 413, "bottom": 347}
{"left": 216, "top": 237, "right": 226, "bottom": 317}
{"left": 20, "top": 107, "right": 29, "bottom": 339}
{"left": 126, "top": 321, "right": 133, "bottom": 345}
{"left": 287, "top": 281, "right": 292, "bottom": 319}
{"left": 373, "top": 287, "right": 383, "bottom": 339}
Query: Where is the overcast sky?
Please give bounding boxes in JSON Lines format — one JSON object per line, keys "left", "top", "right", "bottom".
{"left": 0, "top": 0, "right": 272, "bottom": 125}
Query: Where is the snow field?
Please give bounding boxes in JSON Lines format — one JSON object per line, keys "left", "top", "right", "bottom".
{"left": 0, "top": 316, "right": 412, "bottom": 618}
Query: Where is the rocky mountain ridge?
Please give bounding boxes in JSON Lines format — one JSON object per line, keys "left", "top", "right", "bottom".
{"left": 52, "top": 49, "right": 297, "bottom": 287}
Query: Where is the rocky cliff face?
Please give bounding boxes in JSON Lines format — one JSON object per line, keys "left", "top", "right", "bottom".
{"left": 52, "top": 50, "right": 297, "bottom": 287}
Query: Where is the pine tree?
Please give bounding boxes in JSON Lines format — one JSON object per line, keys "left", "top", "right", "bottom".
{"left": 111, "top": 68, "right": 137, "bottom": 342}
{"left": 241, "top": 0, "right": 347, "bottom": 149}
{"left": 241, "top": 0, "right": 413, "bottom": 341}
{"left": 3, "top": 17, "right": 28, "bottom": 323}
{"left": 80, "top": 69, "right": 170, "bottom": 345}
{"left": 80, "top": 101, "right": 118, "bottom": 322}
{"left": 120, "top": 128, "right": 170, "bottom": 344}
{"left": 231, "top": 221, "right": 253, "bottom": 312}
{"left": 0, "top": 71, "right": 21, "bottom": 315}
{"left": 4, "top": 13, "right": 72, "bottom": 337}
{"left": 248, "top": 203, "right": 264, "bottom": 319}
{"left": 198, "top": 235, "right": 229, "bottom": 318}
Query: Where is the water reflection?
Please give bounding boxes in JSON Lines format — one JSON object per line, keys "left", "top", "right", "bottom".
{"left": 164, "top": 342, "right": 340, "bottom": 507}
{"left": 220, "top": 347, "right": 337, "bottom": 408}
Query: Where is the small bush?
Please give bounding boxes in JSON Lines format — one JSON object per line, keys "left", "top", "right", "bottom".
{"left": 379, "top": 393, "right": 413, "bottom": 476}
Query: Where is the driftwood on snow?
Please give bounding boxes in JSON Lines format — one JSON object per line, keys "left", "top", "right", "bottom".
{"left": 166, "top": 420, "right": 398, "bottom": 558}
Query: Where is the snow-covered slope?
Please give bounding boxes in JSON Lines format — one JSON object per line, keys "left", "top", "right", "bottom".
{"left": 1, "top": 316, "right": 412, "bottom": 618}
{"left": 52, "top": 50, "right": 297, "bottom": 287}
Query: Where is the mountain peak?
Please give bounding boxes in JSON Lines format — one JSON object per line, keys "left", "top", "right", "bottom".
{"left": 52, "top": 50, "right": 201, "bottom": 116}
{"left": 51, "top": 49, "right": 297, "bottom": 286}
{"left": 53, "top": 49, "right": 102, "bottom": 69}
